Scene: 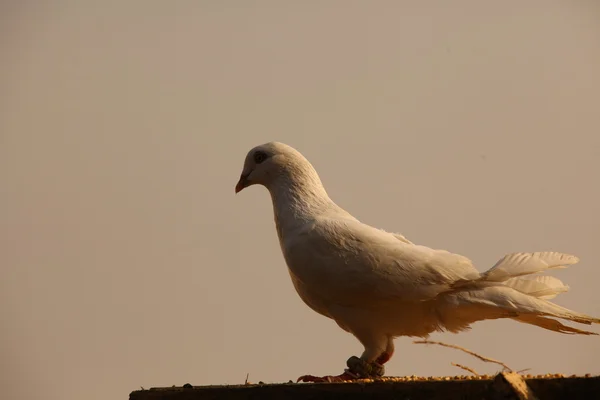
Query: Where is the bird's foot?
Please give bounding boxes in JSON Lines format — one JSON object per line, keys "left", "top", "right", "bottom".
{"left": 296, "top": 356, "right": 385, "bottom": 383}
{"left": 346, "top": 355, "right": 385, "bottom": 378}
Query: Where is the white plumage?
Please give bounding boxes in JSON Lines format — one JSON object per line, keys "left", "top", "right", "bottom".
{"left": 235, "top": 142, "right": 599, "bottom": 381}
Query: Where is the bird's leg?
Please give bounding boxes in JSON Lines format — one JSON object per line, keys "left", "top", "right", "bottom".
{"left": 296, "top": 356, "right": 385, "bottom": 383}
{"left": 375, "top": 350, "right": 393, "bottom": 365}
{"left": 297, "top": 337, "right": 394, "bottom": 382}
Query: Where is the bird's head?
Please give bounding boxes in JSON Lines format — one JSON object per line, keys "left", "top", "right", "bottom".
{"left": 235, "top": 141, "right": 314, "bottom": 194}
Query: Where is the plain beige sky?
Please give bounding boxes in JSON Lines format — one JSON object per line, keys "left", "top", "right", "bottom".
{"left": 2, "top": 2, "right": 600, "bottom": 400}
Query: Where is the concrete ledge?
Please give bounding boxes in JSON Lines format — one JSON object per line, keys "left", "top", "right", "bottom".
{"left": 129, "top": 373, "right": 599, "bottom": 400}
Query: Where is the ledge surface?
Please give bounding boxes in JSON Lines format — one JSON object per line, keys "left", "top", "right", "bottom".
{"left": 129, "top": 374, "right": 600, "bottom": 400}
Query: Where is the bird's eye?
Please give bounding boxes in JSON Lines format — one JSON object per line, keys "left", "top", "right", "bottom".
{"left": 254, "top": 151, "right": 268, "bottom": 164}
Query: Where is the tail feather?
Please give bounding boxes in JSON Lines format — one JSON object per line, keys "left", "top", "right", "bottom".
{"left": 514, "top": 314, "right": 598, "bottom": 335}
{"left": 482, "top": 251, "right": 579, "bottom": 282}
{"left": 445, "top": 286, "right": 600, "bottom": 335}
{"left": 503, "top": 275, "right": 570, "bottom": 300}
{"left": 441, "top": 251, "right": 599, "bottom": 335}
{"left": 521, "top": 295, "right": 600, "bottom": 326}
{"left": 488, "top": 286, "right": 600, "bottom": 325}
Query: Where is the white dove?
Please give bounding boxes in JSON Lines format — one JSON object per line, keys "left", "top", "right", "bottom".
{"left": 234, "top": 141, "right": 599, "bottom": 382}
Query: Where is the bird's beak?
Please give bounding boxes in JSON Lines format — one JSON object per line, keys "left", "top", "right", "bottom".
{"left": 235, "top": 173, "right": 250, "bottom": 194}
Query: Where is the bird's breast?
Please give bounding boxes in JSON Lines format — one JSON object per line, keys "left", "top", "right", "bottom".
{"left": 287, "top": 268, "right": 333, "bottom": 318}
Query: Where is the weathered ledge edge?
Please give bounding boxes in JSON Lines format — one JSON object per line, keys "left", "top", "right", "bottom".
{"left": 130, "top": 373, "right": 600, "bottom": 400}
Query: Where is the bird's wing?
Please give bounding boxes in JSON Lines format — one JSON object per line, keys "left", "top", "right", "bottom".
{"left": 284, "top": 217, "right": 480, "bottom": 306}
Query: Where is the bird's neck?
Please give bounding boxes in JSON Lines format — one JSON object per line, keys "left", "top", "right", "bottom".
{"left": 268, "top": 173, "right": 337, "bottom": 241}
